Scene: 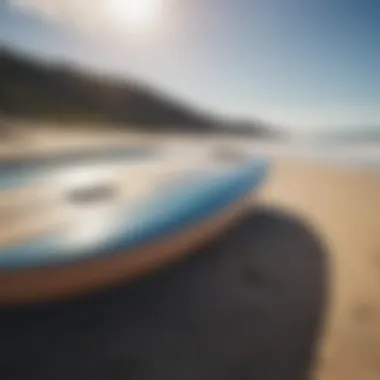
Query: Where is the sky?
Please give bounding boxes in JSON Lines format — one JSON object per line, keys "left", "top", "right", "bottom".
{"left": 0, "top": 0, "right": 380, "bottom": 132}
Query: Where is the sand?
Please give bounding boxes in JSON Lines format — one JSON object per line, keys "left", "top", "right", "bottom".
{"left": 259, "top": 158, "right": 380, "bottom": 380}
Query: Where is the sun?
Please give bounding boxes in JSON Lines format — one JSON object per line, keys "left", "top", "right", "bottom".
{"left": 106, "top": 0, "right": 161, "bottom": 33}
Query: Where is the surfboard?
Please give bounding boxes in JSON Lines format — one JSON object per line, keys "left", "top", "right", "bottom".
{"left": 0, "top": 145, "right": 269, "bottom": 304}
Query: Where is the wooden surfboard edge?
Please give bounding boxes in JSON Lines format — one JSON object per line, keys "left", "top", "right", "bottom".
{"left": 0, "top": 196, "right": 254, "bottom": 305}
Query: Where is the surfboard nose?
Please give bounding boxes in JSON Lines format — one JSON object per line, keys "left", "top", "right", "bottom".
{"left": 244, "top": 157, "right": 271, "bottom": 183}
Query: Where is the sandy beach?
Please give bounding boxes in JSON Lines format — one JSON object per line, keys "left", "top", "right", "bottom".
{"left": 259, "top": 158, "right": 380, "bottom": 380}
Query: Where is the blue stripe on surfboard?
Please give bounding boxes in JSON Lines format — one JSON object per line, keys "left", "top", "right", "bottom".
{"left": 0, "top": 159, "right": 270, "bottom": 268}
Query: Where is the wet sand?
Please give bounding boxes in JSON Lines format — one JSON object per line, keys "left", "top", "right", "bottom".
{"left": 260, "top": 158, "right": 380, "bottom": 380}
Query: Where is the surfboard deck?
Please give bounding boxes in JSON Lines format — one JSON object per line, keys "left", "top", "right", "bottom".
{"left": 0, "top": 146, "right": 269, "bottom": 303}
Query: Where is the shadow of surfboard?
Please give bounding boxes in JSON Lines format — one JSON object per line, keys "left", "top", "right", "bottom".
{"left": 0, "top": 207, "right": 329, "bottom": 380}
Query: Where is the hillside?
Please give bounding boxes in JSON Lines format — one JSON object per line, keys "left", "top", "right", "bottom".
{"left": 0, "top": 48, "right": 284, "bottom": 138}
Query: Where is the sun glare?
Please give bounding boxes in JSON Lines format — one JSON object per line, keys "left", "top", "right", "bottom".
{"left": 106, "top": 0, "right": 161, "bottom": 33}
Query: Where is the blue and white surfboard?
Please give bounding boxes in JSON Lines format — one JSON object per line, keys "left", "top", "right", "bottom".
{"left": 0, "top": 145, "right": 269, "bottom": 303}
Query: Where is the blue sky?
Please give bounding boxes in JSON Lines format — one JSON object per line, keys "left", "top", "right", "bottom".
{"left": 1, "top": 0, "right": 380, "bottom": 131}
